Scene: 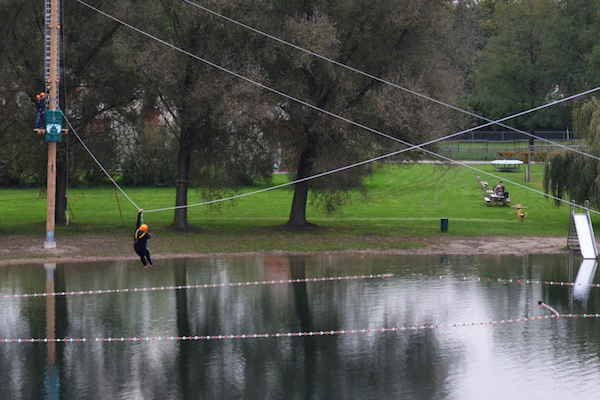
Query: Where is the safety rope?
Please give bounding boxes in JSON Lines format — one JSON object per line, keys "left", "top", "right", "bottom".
{"left": 61, "top": 114, "right": 140, "bottom": 210}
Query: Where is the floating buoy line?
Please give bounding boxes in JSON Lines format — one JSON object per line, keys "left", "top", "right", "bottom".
{"left": 0, "top": 274, "right": 393, "bottom": 300}
{"left": 1, "top": 272, "right": 595, "bottom": 345}
{"left": 439, "top": 275, "right": 600, "bottom": 288}
{"left": 3, "top": 309, "right": 597, "bottom": 344}
{"left": 4, "top": 273, "right": 593, "bottom": 301}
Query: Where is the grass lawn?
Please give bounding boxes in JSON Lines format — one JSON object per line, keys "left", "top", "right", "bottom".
{"left": 0, "top": 163, "right": 588, "bottom": 255}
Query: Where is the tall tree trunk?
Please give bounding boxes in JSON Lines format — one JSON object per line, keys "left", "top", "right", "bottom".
{"left": 173, "top": 53, "right": 199, "bottom": 230}
{"left": 288, "top": 180, "right": 311, "bottom": 227}
{"left": 287, "top": 128, "right": 317, "bottom": 228}
{"left": 173, "top": 135, "right": 192, "bottom": 229}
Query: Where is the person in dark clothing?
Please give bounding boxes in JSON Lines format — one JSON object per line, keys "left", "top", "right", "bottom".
{"left": 134, "top": 209, "right": 154, "bottom": 268}
{"left": 35, "top": 92, "right": 46, "bottom": 129}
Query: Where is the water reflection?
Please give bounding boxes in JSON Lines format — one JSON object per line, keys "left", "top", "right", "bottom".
{"left": 0, "top": 253, "right": 600, "bottom": 399}
{"left": 44, "top": 263, "right": 60, "bottom": 400}
{"left": 574, "top": 259, "right": 598, "bottom": 301}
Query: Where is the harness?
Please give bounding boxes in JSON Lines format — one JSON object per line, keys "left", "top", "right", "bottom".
{"left": 135, "top": 229, "right": 146, "bottom": 242}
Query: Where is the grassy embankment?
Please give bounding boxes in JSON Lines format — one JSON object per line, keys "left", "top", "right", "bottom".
{"left": 0, "top": 163, "right": 585, "bottom": 256}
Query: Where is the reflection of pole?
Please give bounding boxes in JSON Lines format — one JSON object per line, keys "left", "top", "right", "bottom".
{"left": 44, "top": 0, "right": 61, "bottom": 249}
{"left": 45, "top": 263, "right": 56, "bottom": 365}
{"left": 45, "top": 263, "right": 59, "bottom": 399}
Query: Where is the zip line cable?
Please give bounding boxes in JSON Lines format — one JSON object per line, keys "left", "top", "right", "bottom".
{"left": 145, "top": 134, "right": 600, "bottom": 215}
{"left": 75, "top": 0, "right": 600, "bottom": 216}
{"left": 181, "top": 0, "right": 600, "bottom": 162}
{"left": 75, "top": 0, "right": 600, "bottom": 153}
{"left": 61, "top": 92, "right": 599, "bottom": 217}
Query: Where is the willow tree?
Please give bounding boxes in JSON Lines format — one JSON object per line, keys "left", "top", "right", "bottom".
{"left": 264, "top": 0, "right": 477, "bottom": 227}
{"left": 544, "top": 97, "right": 600, "bottom": 207}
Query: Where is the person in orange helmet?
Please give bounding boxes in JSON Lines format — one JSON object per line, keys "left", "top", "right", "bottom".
{"left": 134, "top": 209, "right": 154, "bottom": 268}
{"left": 35, "top": 92, "right": 46, "bottom": 129}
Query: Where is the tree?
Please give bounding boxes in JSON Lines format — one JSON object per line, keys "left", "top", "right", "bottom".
{"left": 0, "top": 1, "right": 141, "bottom": 224}
{"left": 0, "top": 0, "right": 48, "bottom": 186}
{"left": 470, "top": 0, "right": 564, "bottom": 131}
{"left": 124, "top": 0, "right": 275, "bottom": 229}
{"left": 264, "top": 0, "right": 477, "bottom": 227}
{"left": 555, "top": 0, "right": 600, "bottom": 92}
{"left": 544, "top": 97, "right": 600, "bottom": 207}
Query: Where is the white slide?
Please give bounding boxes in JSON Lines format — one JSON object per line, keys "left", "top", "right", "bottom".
{"left": 573, "top": 213, "right": 598, "bottom": 259}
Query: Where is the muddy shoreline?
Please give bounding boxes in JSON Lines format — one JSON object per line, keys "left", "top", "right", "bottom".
{"left": 0, "top": 235, "right": 573, "bottom": 266}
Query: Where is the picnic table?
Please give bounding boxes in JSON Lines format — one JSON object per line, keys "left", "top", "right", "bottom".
{"left": 491, "top": 159, "right": 523, "bottom": 172}
{"left": 477, "top": 175, "right": 511, "bottom": 206}
{"left": 485, "top": 193, "right": 511, "bottom": 206}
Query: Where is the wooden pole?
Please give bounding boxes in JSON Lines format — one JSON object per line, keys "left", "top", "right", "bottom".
{"left": 44, "top": 0, "right": 60, "bottom": 248}
{"left": 46, "top": 142, "right": 57, "bottom": 247}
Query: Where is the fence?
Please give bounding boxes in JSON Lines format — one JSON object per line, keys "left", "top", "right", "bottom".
{"left": 436, "top": 139, "right": 583, "bottom": 161}
{"left": 452, "top": 130, "right": 577, "bottom": 141}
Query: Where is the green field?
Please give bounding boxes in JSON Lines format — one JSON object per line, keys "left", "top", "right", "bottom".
{"left": 1, "top": 162, "right": 588, "bottom": 256}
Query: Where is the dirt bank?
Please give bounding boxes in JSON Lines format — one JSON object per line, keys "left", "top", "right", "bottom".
{"left": 0, "top": 235, "right": 572, "bottom": 266}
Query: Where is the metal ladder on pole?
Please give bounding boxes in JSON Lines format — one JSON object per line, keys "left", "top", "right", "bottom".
{"left": 44, "top": 0, "right": 60, "bottom": 104}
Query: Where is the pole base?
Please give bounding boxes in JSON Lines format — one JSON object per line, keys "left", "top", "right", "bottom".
{"left": 45, "top": 231, "right": 56, "bottom": 249}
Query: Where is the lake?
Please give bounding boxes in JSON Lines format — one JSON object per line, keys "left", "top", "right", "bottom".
{"left": 1, "top": 253, "right": 599, "bottom": 399}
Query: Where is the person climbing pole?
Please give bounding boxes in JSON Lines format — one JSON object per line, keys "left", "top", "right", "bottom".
{"left": 134, "top": 209, "right": 154, "bottom": 268}
{"left": 35, "top": 92, "right": 46, "bottom": 129}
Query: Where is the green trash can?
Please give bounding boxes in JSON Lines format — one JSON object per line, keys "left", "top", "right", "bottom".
{"left": 441, "top": 218, "right": 449, "bottom": 233}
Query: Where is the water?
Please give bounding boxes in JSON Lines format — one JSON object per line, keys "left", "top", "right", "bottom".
{"left": 1, "top": 254, "right": 599, "bottom": 399}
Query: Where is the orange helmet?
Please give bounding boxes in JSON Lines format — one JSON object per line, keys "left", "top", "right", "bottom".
{"left": 36, "top": 95, "right": 41, "bottom": 99}
{"left": 139, "top": 224, "right": 148, "bottom": 232}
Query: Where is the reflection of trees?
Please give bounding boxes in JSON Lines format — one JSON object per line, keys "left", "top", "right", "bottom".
{"left": 52, "top": 261, "right": 182, "bottom": 398}
{"left": 11, "top": 254, "right": 600, "bottom": 397}
{"left": 401, "top": 332, "right": 447, "bottom": 398}
{"left": 289, "top": 256, "right": 316, "bottom": 398}
{"left": 175, "top": 259, "right": 190, "bottom": 336}
{"left": 174, "top": 258, "right": 193, "bottom": 399}
{"left": 290, "top": 256, "right": 313, "bottom": 333}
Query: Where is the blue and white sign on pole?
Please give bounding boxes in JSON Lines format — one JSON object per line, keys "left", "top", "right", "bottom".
{"left": 45, "top": 110, "right": 63, "bottom": 142}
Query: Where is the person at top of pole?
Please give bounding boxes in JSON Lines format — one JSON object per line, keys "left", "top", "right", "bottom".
{"left": 134, "top": 209, "right": 154, "bottom": 268}
{"left": 35, "top": 92, "right": 46, "bottom": 129}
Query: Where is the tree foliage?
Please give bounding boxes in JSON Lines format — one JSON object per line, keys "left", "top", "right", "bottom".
{"left": 263, "top": 0, "right": 478, "bottom": 226}
{"left": 471, "top": 0, "right": 565, "bottom": 131}
{"left": 120, "top": 0, "right": 276, "bottom": 229}
{"left": 0, "top": 1, "right": 524, "bottom": 230}
{"left": 544, "top": 97, "right": 600, "bottom": 207}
